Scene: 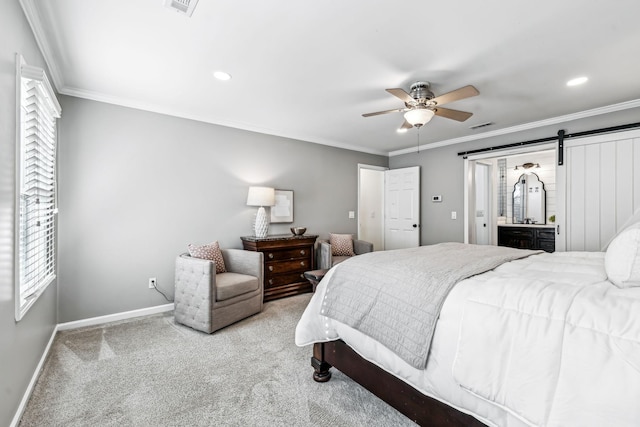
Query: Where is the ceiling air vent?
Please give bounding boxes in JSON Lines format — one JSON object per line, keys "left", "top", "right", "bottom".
{"left": 469, "top": 122, "right": 494, "bottom": 130}
{"left": 164, "top": 0, "right": 199, "bottom": 17}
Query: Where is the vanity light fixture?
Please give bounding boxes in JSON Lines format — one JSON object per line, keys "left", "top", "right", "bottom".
{"left": 514, "top": 162, "right": 541, "bottom": 174}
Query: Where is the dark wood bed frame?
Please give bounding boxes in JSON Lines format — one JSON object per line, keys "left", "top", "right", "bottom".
{"left": 311, "top": 341, "right": 487, "bottom": 427}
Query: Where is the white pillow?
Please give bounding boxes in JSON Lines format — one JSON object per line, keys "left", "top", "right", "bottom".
{"left": 605, "top": 222, "right": 640, "bottom": 288}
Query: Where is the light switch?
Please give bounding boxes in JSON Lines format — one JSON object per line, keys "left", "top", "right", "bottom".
{"left": 348, "top": 211, "right": 355, "bottom": 219}
{"left": 451, "top": 211, "right": 457, "bottom": 220}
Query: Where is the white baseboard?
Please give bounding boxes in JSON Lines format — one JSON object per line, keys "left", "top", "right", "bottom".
{"left": 11, "top": 303, "right": 174, "bottom": 426}
{"left": 57, "top": 303, "right": 174, "bottom": 331}
{"left": 10, "top": 324, "right": 58, "bottom": 427}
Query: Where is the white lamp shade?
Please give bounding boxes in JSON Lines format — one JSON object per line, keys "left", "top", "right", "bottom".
{"left": 247, "top": 186, "right": 275, "bottom": 207}
{"left": 404, "top": 108, "right": 435, "bottom": 127}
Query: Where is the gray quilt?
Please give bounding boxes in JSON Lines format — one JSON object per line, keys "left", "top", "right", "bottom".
{"left": 321, "top": 242, "right": 541, "bottom": 370}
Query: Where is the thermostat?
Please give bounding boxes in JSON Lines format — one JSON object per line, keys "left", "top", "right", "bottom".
{"left": 432, "top": 195, "right": 443, "bottom": 202}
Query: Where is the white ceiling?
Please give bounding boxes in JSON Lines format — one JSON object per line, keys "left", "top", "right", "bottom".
{"left": 22, "top": 0, "right": 640, "bottom": 156}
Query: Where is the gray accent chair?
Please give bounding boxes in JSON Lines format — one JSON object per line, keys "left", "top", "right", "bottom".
{"left": 317, "top": 238, "right": 374, "bottom": 270}
{"left": 174, "top": 249, "right": 263, "bottom": 333}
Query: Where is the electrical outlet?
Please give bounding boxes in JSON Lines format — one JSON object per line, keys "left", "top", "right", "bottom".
{"left": 148, "top": 277, "right": 156, "bottom": 289}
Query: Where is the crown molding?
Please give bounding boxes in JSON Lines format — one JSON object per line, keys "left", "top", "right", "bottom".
{"left": 388, "top": 99, "right": 640, "bottom": 156}
{"left": 19, "top": 0, "right": 65, "bottom": 91}
{"left": 59, "top": 85, "right": 390, "bottom": 157}
{"left": 53, "top": 80, "right": 640, "bottom": 159}
{"left": 17, "top": 0, "right": 640, "bottom": 158}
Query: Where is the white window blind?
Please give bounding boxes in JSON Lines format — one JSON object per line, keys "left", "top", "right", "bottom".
{"left": 15, "top": 55, "right": 61, "bottom": 321}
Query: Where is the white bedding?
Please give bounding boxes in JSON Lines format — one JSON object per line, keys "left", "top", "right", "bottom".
{"left": 295, "top": 250, "right": 640, "bottom": 427}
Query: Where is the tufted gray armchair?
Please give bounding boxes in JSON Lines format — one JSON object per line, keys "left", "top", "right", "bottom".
{"left": 174, "top": 249, "right": 263, "bottom": 333}
{"left": 317, "top": 238, "right": 374, "bottom": 270}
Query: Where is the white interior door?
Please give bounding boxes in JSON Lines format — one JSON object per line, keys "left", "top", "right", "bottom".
{"left": 384, "top": 166, "right": 420, "bottom": 249}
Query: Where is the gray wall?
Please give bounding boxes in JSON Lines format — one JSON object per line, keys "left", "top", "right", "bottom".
{"left": 57, "top": 96, "right": 387, "bottom": 322}
{"left": 0, "top": 2, "right": 58, "bottom": 426}
{"left": 390, "top": 107, "right": 640, "bottom": 245}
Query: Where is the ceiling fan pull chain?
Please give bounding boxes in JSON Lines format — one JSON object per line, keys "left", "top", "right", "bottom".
{"left": 417, "top": 127, "right": 421, "bottom": 153}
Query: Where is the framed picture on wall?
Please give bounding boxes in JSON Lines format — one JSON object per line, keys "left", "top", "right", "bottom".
{"left": 271, "top": 190, "right": 294, "bottom": 223}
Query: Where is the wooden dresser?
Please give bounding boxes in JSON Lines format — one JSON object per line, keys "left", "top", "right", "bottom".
{"left": 498, "top": 225, "right": 555, "bottom": 252}
{"left": 241, "top": 234, "right": 318, "bottom": 302}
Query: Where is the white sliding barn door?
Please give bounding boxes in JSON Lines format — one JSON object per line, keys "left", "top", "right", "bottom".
{"left": 558, "top": 130, "right": 640, "bottom": 251}
{"left": 384, "top": 166, "right": 420, "bottom": 249}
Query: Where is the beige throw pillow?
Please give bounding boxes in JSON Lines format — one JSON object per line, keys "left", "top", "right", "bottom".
{"left": 188, "top": 241, "right": 227, "bottom": 274}
{"left": 329, "top": 233, "right": 355, "bottom": 256}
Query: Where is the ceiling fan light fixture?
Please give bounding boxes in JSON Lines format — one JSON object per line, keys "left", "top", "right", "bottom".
{"left": 404, "top": 109, "right": 435, "bottom": 128}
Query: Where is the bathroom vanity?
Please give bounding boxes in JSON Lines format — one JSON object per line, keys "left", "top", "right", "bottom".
{"left": 498, "top": 224, "right": 555, "bottom": 252}
{"left": 498, "top": 169, "right": 555, "bottom": 252}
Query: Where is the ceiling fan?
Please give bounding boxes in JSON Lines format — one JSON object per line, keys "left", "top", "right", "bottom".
{"left": 362, "top": 82, "right": 479, "bottom": 130}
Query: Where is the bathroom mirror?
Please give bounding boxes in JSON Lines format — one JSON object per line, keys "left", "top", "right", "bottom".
{"left": 512, "top": 173, "right": 546, "bottom": 224}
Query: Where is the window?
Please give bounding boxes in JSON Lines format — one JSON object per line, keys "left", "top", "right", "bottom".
{"left": 15, "top": 54, "right": 61, "bottom": 321}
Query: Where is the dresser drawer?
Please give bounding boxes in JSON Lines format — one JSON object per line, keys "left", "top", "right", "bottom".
{"left": 241, "top": 234, "right": 318, "bottom": 302}
{"left": 266, "top": 271, "right": 307, "bottom": 289}
{"left": 266, "top": 258, "right": 311, "bottom": 275}
{"left": 265, "top": 247, "right": 310, "bottom": 261}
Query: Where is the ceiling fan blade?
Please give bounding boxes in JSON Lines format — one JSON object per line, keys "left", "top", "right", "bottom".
{"left": 386, "top": 88, "right": 415, "bottom": 104}
{"left": 431, "top": 85, "right": 479, "bottom": 106}
{"left": 362, "top": 108, "right": 406, "bottom": 117}
{"left": 400, "top": 120, "right": 413, "bottom": 130}
{"left": 434, "top": 107, "right": 473, "bottom": 122}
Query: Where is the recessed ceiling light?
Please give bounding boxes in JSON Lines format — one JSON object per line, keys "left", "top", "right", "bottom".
{"left": 567, "top": 76, "right": 588, "bottom": 87}
{"left": 213, "top": 71, "right": 232, "bottom": 81}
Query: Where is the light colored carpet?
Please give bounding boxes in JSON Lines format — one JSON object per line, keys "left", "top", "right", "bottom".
{"left": 19, "top": 294, "right": 415, "bottom": 426}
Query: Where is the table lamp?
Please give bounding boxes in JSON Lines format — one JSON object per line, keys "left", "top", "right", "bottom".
{"left": 246, "top": 186, "right": 275, "bottom": 238}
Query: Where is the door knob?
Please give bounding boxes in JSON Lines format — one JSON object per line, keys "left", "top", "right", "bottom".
{"left": 413, "top": 224, "right": 418, "bottom": 228}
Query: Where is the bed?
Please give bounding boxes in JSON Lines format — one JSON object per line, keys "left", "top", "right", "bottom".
{"left": 295, "top": 227, "right": 640, "bottom": 426}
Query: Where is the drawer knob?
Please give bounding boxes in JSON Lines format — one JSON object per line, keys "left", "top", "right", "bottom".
{"left": 300, "top": 261, "right": 306, "bottom": 267}
{"left": 268, "top": 253, "right": 274, "bottom": 259}
{"left": 300, "top": 250, "right": 306, "bottom": 255}
{"left": 269, "top": 279, "right": 274, "bottom": 285}
{"left": 268, "top": 266, "right": 273, "bottom": 271}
